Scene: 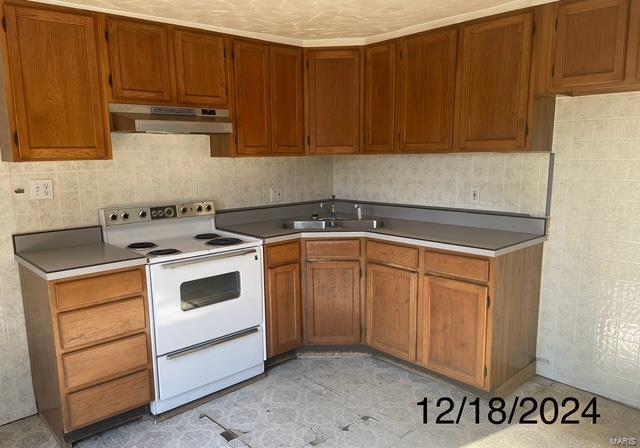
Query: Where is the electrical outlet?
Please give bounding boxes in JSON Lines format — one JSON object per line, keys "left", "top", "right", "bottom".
{"left": 471, "top": 187, "right": 480, "bottom": 204}
{"left": 30, "top": 179, "right": 54, "bottom": 200}
{"left": 270, "top": 187, "right": 283, "bottom": 202}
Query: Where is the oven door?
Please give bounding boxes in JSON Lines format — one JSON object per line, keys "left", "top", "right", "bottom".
{"left": 149, "top": 247, "right": 264, "bottom": 356}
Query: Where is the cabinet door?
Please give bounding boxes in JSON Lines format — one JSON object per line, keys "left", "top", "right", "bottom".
{"left": 422, "top": 275, "right": 488, "bottom": 388}
{"left": 266, "top": 263, "right": 302, "bottom": 357}
{"left": 306, "top": 49, "right": 361, "bottom": 154}
{"left": 366, "top": 264, "right": 418, "bottom": 361}
{"left": 554, "top": 0, "right": 629, "bottom": 89}
{"left": 364, "top": 42, "right": 396, "bottom": 153}
{"left": 270, "top": 46, "right": 304, "bottom": 154}
{"left": 455, "top": 13, "right": 533, "bottom": 150}
{"left": 174, "top": 30, "right": 228, "bottom": 106}
{"left": 233, "top": 40, "right": 272, "bottom": 155}
{"left": 305, "top": 261, "right": 360, "bottom": 344}
{"left": 396, "top": 29, "right": 457, "bottom": 153}
{"left": 106, "top": 18, "right": 174, "bottom": 102}
{"left": 4, "top": 5, "right": 109, "bottom": 160}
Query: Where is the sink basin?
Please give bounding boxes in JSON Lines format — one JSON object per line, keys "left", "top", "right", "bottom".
{"left": 282, "top": 219, "right": 383, "bottom": 230}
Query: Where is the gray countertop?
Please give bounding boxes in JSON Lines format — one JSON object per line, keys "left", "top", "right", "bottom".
{"left": 16, "top": 243, "right": 145, "bottom": 275}
{"left": 218, "top": 215, "right": 543, "bottom": 252}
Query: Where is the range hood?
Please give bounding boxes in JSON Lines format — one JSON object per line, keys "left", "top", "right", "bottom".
{"left": 109, "top": 104, "right": 232, "bottom": 135}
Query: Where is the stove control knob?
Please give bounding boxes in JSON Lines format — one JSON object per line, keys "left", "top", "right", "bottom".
{"left": 180, "top": 207, "right": 188, "bottom": 214}
{"left": 195, "top": 205, "right": 203, "bottom": 213}
{"left": 109, "top": 213, "right": 118, "bottom": 221}
{"left": 139, "top": 210, "right": 147, "bottom": 218}
{"left": 205, "top": 204, "right": 212, "bottom": 212}
{"left": 121, "top": 212, "right": 129, "bottom": 220}
{"left": 164, "top": 207, "right": 175, "bottom": 217}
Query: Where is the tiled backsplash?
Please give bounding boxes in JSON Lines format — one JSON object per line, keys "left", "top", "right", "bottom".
{"left": 334, "top": 152, "right": 551, "bottom": 216}
{"left": 0, "top": 134, "right": 334, "bottom": 425}
{"left": 1, "top": 92, "right": 640, "bottom": 425}
{"left": 537, "top": 92, "right": 640, "bottom": 409}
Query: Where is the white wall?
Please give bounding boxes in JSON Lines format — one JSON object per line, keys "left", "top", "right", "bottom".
{"left": 0, "top": 134, "right": 334, "bottom": 425}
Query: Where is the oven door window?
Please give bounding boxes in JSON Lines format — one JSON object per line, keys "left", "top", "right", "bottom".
{"left": 180, "top": 272, "right": 241, "bottom": 311}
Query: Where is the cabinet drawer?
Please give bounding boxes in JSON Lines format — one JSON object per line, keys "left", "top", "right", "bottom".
{"left": 266, "top": 241, "right": 300, "bottom": 267}
{"left": 367, "top": 240, "right": 419, "bottom": 270}
{"left": 305, "top": 240, "right": 360, "bottom": 259}
{"left": 424, "top": 251, "right": 489, "bottom": 283}
{"left": 54, "top": 268, "right": 144, "bottom": 311}
{"left": 58, "top": 297, "right": 146, "bottom": 351}
{"left": 62, "top": 333, "right": 149, "bottom": 391}
{"left": 66, "top": 370, "right": 151, "bottom": 430}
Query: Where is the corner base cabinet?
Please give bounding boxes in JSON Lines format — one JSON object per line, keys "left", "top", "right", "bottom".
{"left": 18, "top": 265, "right": 153, "bottom": 447}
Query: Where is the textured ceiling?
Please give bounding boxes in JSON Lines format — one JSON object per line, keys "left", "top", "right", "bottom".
{"left": 34, "top": 0, "right": 554, "bottom": 45}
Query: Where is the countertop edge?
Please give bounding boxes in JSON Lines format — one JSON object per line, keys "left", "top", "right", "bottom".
{"left": 15, "top": 255, "right": 147, "bottom": 281}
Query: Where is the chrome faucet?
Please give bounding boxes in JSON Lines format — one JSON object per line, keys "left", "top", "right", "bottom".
{"left": 354, "top": 204, "right": 362, "bottom": 220}
{"left": 320, "top": 195, "right": 337, "bottom": 220}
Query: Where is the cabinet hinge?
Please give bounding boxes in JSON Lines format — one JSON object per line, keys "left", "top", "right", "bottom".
{"left": 13, "top": 131, "right": 19, "bottom": 148}
{"left": 108, "top": 74, "right": 113, "bottom": 88}
{"left": 1, "top": 17, "right": 6, "bottom": 32}
{"left": 554, "top": 17, "right": 558, "bottom": 30}
{"left": 307, "top": 135, "right": 311, "bottom": 146}
{"left": 484, "top": 366, "right": 488, "bottom": 377}
{"left": 487, "top": 296, "right": 491, "bottom": 308}
{"left": 104, "top": 30, "right": 109, "bottom": 43}
{"left": 551, "top": 64, "right": 555, "bottom": 77}
{"left": 525, "top": 124, "right": 529, "bottom": 137}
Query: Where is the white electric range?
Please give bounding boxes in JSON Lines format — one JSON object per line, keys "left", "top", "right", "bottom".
{"left": 100, "top": 200, "right": 265, "bottom": 415}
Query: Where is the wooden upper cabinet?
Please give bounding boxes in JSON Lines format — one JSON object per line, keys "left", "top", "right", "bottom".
{"left": 364, "top": 42, "right": 396, "bottom": 153}
{"left": 233, "top": 40, "right": 271, "bottom": 155}
{"left": 396, "top": 29, "right": 457, "bottom": 153}
{"left": 455, "top": 13, "right": 533, "bottom": 150}
{"left": 305, "top": 49, "right": 362, "bottom": 154}
{"left": 106, "top": 18, "right": 174, "bottom": 102}
{"left": 422, "top": 275, "right": 488, "bottom": 388}
{"left": 366, "top": 263, "right": 418, "bottom": 361}
{"left": 305, "top": 260, "right": 361, "bottom": 344}
{"left": 3, "top": 4, "right": 109, "bottom": 161}
{"left": 270, "top": 46, "right": 304, "bottom": 154}
{"left": 173, "top": 30, "right": 228, "bottom": 106}
{"left": 554, "top": 0, "right": 630, "bottom": 89}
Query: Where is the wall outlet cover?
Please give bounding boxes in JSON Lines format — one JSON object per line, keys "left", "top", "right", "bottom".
{"left": 471, "top": 187, "right": 480, "bottom": 204}
{"left": 30, "top": 179, "right": 54, "bottom": 200}
{"left": 270, "top": 187, "right": 283, "bottom": 202}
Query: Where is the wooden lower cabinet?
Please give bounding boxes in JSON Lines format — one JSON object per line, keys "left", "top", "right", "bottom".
{"left": 365, "top": 263, "right": 417, "bottom": 361}
{"left": 266, "top": 262, "right": 303, "bottom": 356}
{"left": 304, "top": 260, "right": 361, "bottom": 344}
{"left": 18, "top": 265, "right": 153, "bottom": 446}
{"left": 421, "top": 276, "right": 488, "bottom": 388}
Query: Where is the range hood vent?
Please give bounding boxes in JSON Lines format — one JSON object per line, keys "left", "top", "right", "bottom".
{"left": 109, "top": 104, "right": 232, "bottom": 135}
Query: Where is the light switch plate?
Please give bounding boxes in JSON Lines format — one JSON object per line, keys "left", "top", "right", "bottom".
{"left": 471, "top": 187, "right": 480, "bottom": 204}
{"left": 270, "top": 187, "right": 283, "bottom": 202}
{"left": 30, "top": 179, "right": 54, "bottom": 200}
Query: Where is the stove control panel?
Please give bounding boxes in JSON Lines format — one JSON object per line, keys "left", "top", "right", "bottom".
{"left": 102, "top": 201, "right": 215, "bottom": 226}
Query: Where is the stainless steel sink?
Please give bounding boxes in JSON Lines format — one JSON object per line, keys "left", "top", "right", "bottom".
{"left": 282, "top": 219, "right": 383, "bottom": 230}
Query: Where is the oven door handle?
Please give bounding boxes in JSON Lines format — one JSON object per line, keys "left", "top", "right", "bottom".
{"left": 161, "top": 248, "right": 258, "bottom": 269}
{"left": 165, "top": 327, "right": 260, "bottom": 360}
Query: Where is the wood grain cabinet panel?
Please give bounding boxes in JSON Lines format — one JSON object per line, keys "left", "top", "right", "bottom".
{"left": 396, "top": 29, "right": 457, "bottom": 153}
{"left": 455, "top": 13, "right": 533, "bottom": 150}
{"left": 233, "top": 39, "right": 272, "bottom": 155}
{"left": 554, "top": 0, "right": 630, "bottom": 89}
{"left": 366, "top": 240, "right": 419, "bottom": 270}
{"left": 424, "top": 251, "right": 489, "bottom": 283}
{"left": 364, "top": 42, "right": 396, "bottom": 153}
{"left": 266, "top": 262, "right": 302, "bottom": 356}
{"left": 173, "top": 29, "right": 228, "bottom": 106}
{"left": 3, "top": 4, "right": 109, "bottom": 161}
{"left": 266, "top": 241, "right": 300, "bottom": 267}
{"left": 305, "top": 260, "right": 361, "bottom": 344}
{"left": 106, "top": 17, "right": 174, "bottom": 102}
{"left": 366, "top": 263, "right": 418, "bottom": 361}
{"left": 270, "top": 46, "right": 305, "bottom": 154}
{"left": 422, "top": 275, "right": 488, "bottom": 388}
{"left": 305, "top": 49, "right": 362, "bottom": 154}
{"left": 305, "top": 239, "right": 361, "bottom": 259}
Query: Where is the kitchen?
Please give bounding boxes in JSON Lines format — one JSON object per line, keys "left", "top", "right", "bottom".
{"left": 0, "top": 0, "right": 639, "bottom": 447}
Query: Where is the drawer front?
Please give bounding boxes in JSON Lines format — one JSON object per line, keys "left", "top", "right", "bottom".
{"left": 66, "top": 370, "right": 151, "bottom": 430}
{"left": 367, "top": 240, "right": 419, "bottom": 270}
{"left": 63, "top": 333, "right": 149, "bottom": 391}
{"left": 305, "top": 239, "right": 360, "bottom": 259}
{"left": 424, "top": 251, "right": 489, "bottom": 283}
{"left": 54, "top": 268, "right": 144, "bottom": 311}
{"left": 266, "top": 241, "right": 300, "bottom": 267}
{"left": 59, "top": 297, "right": 146, "bottom": 351}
